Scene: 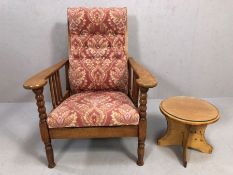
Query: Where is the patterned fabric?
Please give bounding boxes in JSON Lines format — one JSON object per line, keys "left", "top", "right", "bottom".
{"left": 67, "top": 7, "right": 128, "bottom": 93}
{"left": 47, "top": 91, "right": 139, "bottom": 128}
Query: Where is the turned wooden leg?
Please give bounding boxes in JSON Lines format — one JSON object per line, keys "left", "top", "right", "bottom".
{"left": 33, "top": 88, "right": 56, "bottom": 168}
{"left": 137, "top": 137, "right": 145, "bottom": 166}
{"left": 137, "top": 87, "right": 148, "bottom": 166}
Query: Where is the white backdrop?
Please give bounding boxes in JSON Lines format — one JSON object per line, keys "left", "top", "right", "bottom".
{"left": 0, "top": 0, "right": 233, "bottom": 102}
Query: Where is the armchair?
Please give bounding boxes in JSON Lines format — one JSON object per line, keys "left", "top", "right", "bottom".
{"left": 23, "top": 7, "right": 157, "bottom": 168}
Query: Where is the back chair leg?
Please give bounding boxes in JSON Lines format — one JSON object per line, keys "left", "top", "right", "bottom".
{"left": 33, "top": 88, "right": 56, "bottom": 168}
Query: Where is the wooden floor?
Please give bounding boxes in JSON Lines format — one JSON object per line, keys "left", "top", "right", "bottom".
{"left": 0, "top": 98, "right": 232, "bottom": 175}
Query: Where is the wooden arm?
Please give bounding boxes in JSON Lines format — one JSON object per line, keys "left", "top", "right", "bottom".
{"left": 128, "top": 57, "right": 158, "bottom": 88}
{"left": 23, "top": 59, "right": 69, "bottom": 90}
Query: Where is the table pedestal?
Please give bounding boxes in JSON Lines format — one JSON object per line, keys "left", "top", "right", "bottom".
{"left": 158, "top": 117, "right": 213, "bottom": 167}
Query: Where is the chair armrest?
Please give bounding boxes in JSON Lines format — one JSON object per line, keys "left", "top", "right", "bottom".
{"left": 23, "top": 59, "right": 68, "bottom": 90}
{"left": 128, "top": 57, "right": 158, "bottom": 88}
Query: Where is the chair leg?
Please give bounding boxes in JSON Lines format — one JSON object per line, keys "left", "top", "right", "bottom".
{"left": 40, "top": 123, "right": 55, "bottom": 168}
{"left": 33, "top": 88, "right": 56, "bottom": 168}
{"left": 137, "top": 87, "right": 148, "bottom": 166}
{"left": 137, "top": 136, "right": 145, "bottom": 166}
{"left": 43, "top": 137, "right": 55, "bottom": 168}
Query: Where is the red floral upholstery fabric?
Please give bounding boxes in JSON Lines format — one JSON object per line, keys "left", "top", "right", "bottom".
{"left": 47, "top": 91, "right": 139, "bottom": 128}
{"left": 67, "top": 7, "right": 128, "bottom": 93}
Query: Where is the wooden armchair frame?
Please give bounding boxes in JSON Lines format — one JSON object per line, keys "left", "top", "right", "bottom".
{"left": 23, "top": 57, "right": 157, "bottom": 168}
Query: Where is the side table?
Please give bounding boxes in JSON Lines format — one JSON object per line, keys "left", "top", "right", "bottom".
{"left": 157, "top": 96, "right": 220, "bottom": 167}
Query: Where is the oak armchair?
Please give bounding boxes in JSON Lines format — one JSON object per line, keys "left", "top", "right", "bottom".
{"left": 23, "top": 7, "right": 157, "bottom": 168}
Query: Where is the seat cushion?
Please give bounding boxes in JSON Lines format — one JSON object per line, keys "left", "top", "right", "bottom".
{"left": 47, "top": 91, "right": 139, "bottom": 128}
{"left": 67, "top": 7, "right": 128, "bottom": 93}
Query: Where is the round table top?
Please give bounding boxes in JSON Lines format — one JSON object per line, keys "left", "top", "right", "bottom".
{"left": 160, "top": 96, "right": 219, "bottom": 124}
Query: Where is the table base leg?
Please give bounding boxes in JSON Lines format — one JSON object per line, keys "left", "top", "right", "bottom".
{"left": 182, "top": 125, "right": 190, "bottom": 168}
{"left": 157, "top": 117, "right": 213, "bottom": 167}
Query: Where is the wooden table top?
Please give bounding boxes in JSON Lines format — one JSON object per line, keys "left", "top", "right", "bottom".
{"left": 160, "top": 96, "right": 220, "bottom": 124}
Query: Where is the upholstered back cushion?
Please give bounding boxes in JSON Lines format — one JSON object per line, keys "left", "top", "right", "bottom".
{"left": 67, "top": 7, "right": 128, "bottom": 93}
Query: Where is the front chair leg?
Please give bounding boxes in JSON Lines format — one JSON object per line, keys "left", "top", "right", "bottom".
{"left": 137, "top": 136, "right": 145, "bottom": 166}
{"left": 33, "top": 88, "right": 56, "bottom": 168}
{"left": 137, "top": 87, "right": 148, "bottom": 166}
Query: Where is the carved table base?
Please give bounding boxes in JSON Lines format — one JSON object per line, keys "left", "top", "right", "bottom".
{"left": 158, "top": 117, "right": 213, "bottom": 167}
